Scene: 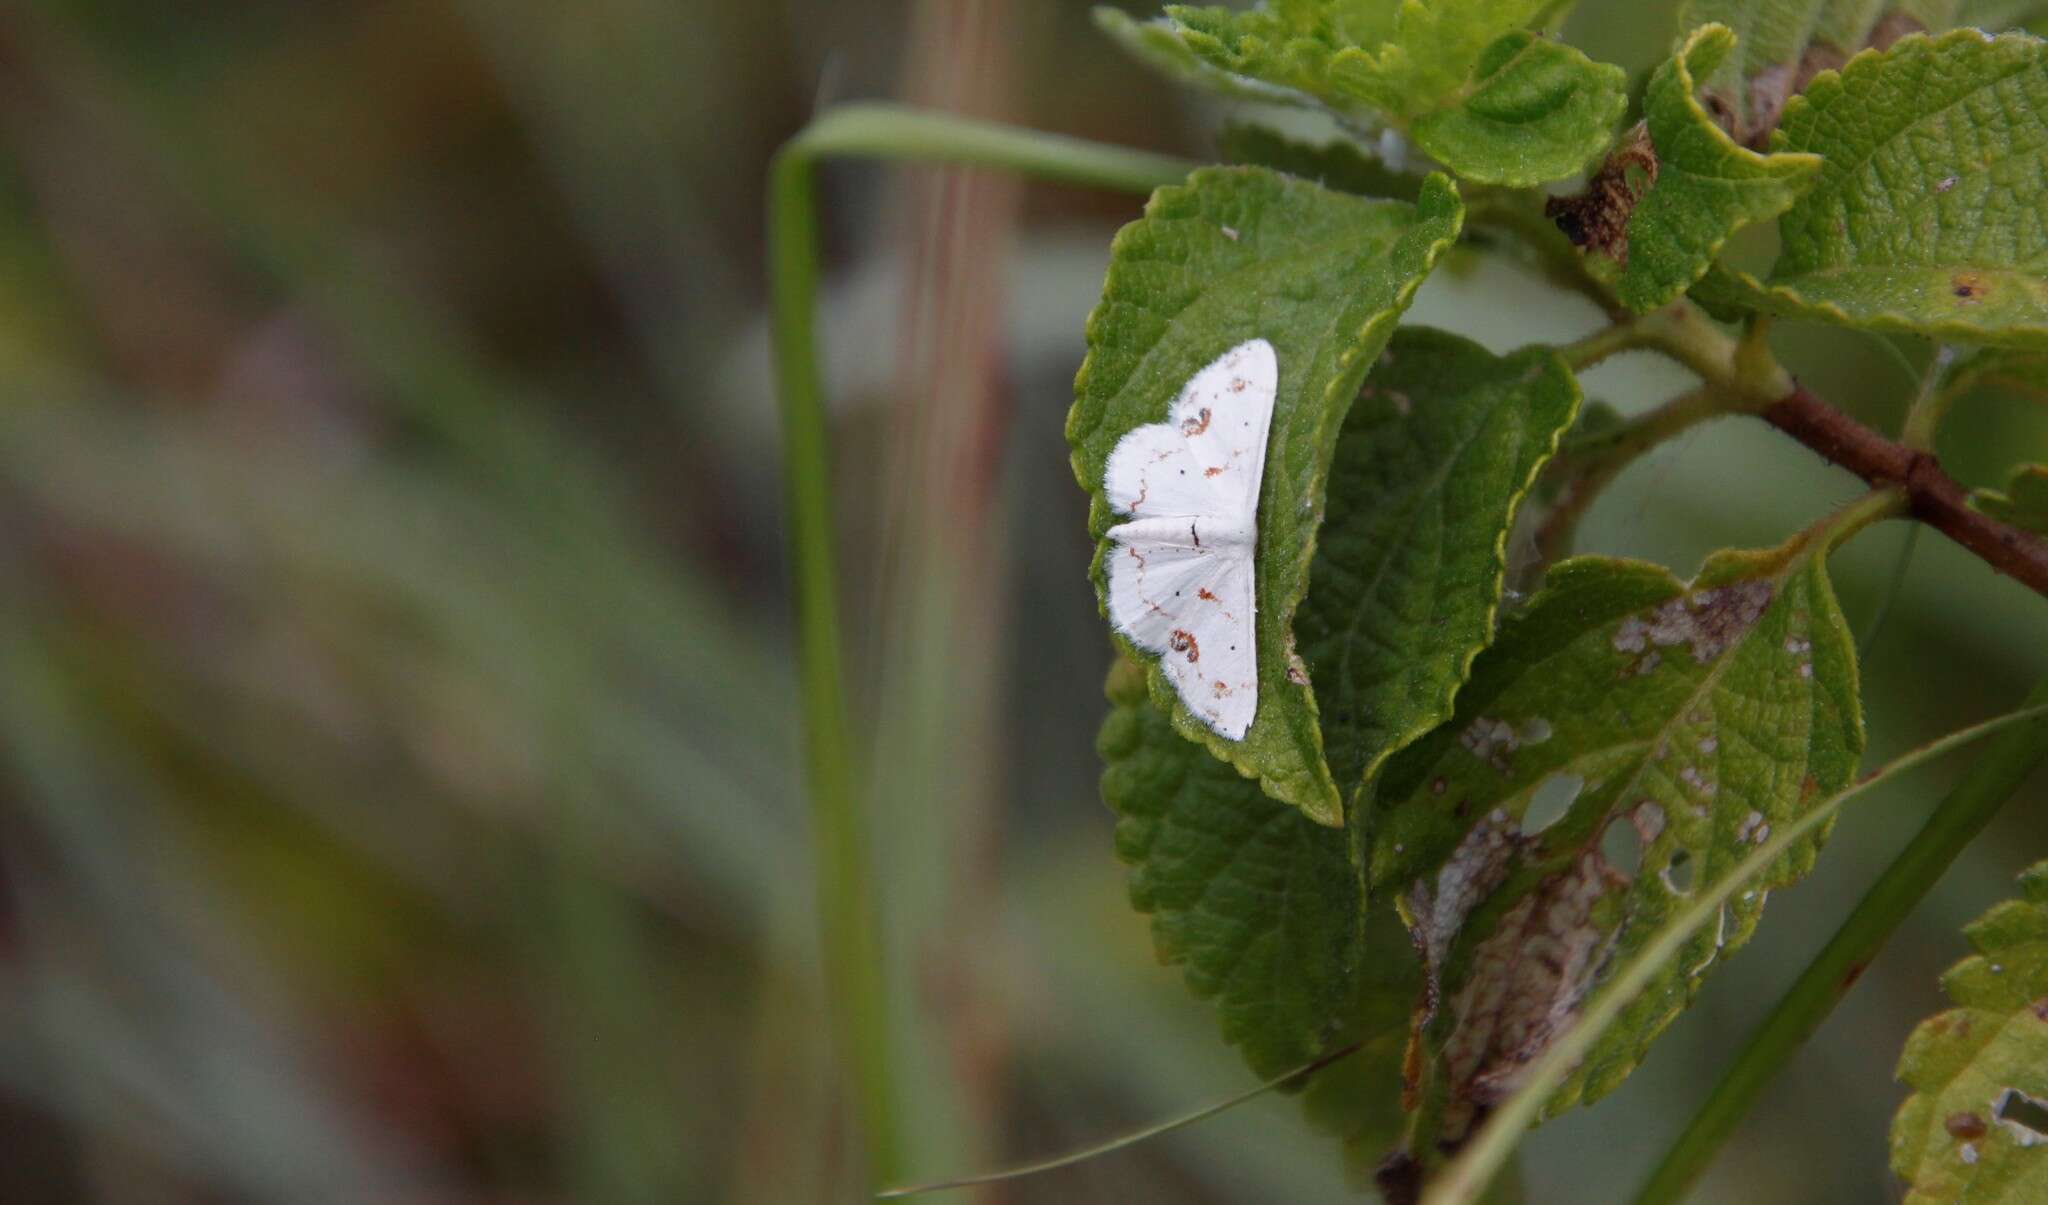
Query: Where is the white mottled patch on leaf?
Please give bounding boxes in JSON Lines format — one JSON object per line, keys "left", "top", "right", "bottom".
{"left": 1104, "top": 338, "right": 1277, "bottom": 740}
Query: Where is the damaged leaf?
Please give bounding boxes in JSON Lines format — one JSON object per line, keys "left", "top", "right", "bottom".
{"left": 1097, "top": 657, "right": 1416, "bottom": 1166}
{"left": 1699, "top": 30, "right": 2048, "bottom": 348}
{"left": 1971, "top": 464, "right": 2048, "bottom": 533}
{"left": 1295, "top": 328, "right": 1581, "bottom": 809}
{"left": 1892, "top": 860, "right": 2048, "bottom": 1202}
{"left": 1675, "top": 0, "right": 1945, "bottom": 146}
{"left": 1069, "top": 166, "right": 1462, "bottom": 825}
{"left": 1369, "top": 539, "right": 1863, "bottom": 1142}
{"left": 1110, "top": 2, "right": 1628, "bottom": 185}
{"left": 1550, "top": 25, "right": 1821, "bottom": 312}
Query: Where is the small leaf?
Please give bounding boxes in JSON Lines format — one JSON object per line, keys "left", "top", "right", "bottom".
{"left": 1295, "top": 328, "right": 1581, "bottom": 805}
{"left": 1098, "top": 658, "right": 1415, "bottom": 1163}
{"left": 1701, "top": 30, "right": 2048, "bottom": 348}
{"left": 1370, "top": 538, "right": 1863, "bottom": 1141}
{"left": 1972, "top": 464, "right": 2048, "bottom": 532}
{"left": 1122, "top": 2, "right": 1627, "bottom": 185}
{"left": 1069, "top": 166, "right": 1463, "bottom": 825}
{"left": 1218, "top": 122, "right": 1427, "bottom": 201}
{"left": 1553, "top": 25, "right": 1821, "bottom": 312}
{"left": 1891, "top": 861, "right": 2048, "bottom": 1202}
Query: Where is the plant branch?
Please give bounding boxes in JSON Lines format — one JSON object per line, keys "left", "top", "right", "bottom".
{"left": 1632, "top": 674, "right": 2048, "bottom": 1205}
{"left": 768, "top": 104, "right": 1194, "bottom": 1190}
{"left": 1760, "top": 385, "right": 2048, "bottom": 599}
{"left": 1548, "top": 299, "right": 2048, "bottom": 598}
{"left": 1420, "top": 702, "right": 2048, "bottom": 1205}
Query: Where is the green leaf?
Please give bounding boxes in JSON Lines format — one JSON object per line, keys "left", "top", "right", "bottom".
{"left": 1404, "top": 31, "right": 1631, "bottom": 186}
{"left": 1674, "top": 1, "right": 1954, "bottom": 144}
{"left": 1972, "top": 463, "right": 2048, "bottom": 531}
{"left": 1555, "top": 25, "right": 1822, "bottom": 312}
{"left": 1095, "top": 7, "right": 1315, "bottom": 106}
{"left": 1218, "top": 122, "right": 1426, "bottom": 201}
{"left": 1891, "top": 860, "right": 2048, "bottom": 1202}
{"left": 1294, "top": 328, "right": 1580, "bottom": 806}
{"left": 1701, "top": 31, "right": 2048, "bottom": 348}
{"left": 1098, "top": 657, "right": 1415, "bottom": 1162}
{"left": 1115, "top": 3, "right": 1628, "bottom": 185}
{"left": 1369, "top": 538, "right": 1863, "bottom": 1141}
{"left": 1068, "top": 166, "right": 1463, "bottom": 825}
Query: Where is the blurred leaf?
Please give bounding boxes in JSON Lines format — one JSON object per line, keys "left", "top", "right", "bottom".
{"left": 1069, "top": 166, "right": 1463, "bottom": 825}
{"left": 1891, "top": 861, "right": 2048, "bottom": 1203}
{"left": 1371, "top": 538, "right": 1862, "bottom": 1142}
{"left": 1296, "top": 327, "right": 1579, "bottom": 802}
{"left": 1218, "top": 122, "right": 1426, "bottom": 200}
{"left": 1551, "top": 25, "right": 1819, "bottom": 312}
{"left": 1941, "top": 347, "right": 2048, "bottom": 409}
{"left": 1972, "top": 464, "right": 2048, "bottom": 531}
{"left": 1698, "top": 31, "right": 2048, "bottom": 348}
{"left": 1096, "top": 7, "right": 1316, "bottom": 105}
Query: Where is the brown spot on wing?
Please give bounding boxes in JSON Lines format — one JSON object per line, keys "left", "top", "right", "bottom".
{"left": 1197, "top": 587, "right": 1219, "bottom": 602}
{"left": 1180, "top": 406, "right": 1212, "bottom": 436}
{"left": 1168, "top": 629, "right": 1200, "bottom": 663}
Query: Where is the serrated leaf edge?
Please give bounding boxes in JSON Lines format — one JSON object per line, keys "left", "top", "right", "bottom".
{"left": 1070, "top": 170, "right": 1466, "bottom": 828}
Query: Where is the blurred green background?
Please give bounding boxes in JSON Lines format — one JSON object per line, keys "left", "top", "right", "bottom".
{"left": 0, "top": 1, "right": 2043, "bottom": 1202}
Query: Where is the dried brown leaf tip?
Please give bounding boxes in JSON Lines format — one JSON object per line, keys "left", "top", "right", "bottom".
{"left": 1546, "top": 121, "right": 1657, "bottom": 264}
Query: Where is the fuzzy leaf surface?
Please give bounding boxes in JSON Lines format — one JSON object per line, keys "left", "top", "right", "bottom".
{"left": 1702, "top": 31, "right": 2048, "bottom": 347}
{"left": 1369, "top": 541, "right": 1863, "bottom": 1141}
{"left": 1608, "top": 25, "right": 1822, "bottom": 311}
{"left": 1295, "top": 328, "right": 1580, "bottom": 806}
{"left": 1891, "top": 861, "right": 2048, "bottom": 1203}
{"left": 1121, "top": 2, "right": 1626, "bottom": 184}
{"left": 1069, "top": 167, "right": 1462, "bottom": 825}
{"left": 1098, "top": 658, "right": 1415, "bottom": 1165}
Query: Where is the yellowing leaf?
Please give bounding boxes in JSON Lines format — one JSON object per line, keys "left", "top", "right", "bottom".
{"left": 1891, "top": 861, "right": 2048, "bottom": 1202}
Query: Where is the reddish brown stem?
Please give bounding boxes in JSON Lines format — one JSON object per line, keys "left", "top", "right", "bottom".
{"left": 1761, "top": 384, "right": 2048, "bottom": 599}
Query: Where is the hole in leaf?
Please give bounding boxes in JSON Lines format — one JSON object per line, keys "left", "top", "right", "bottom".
{"left": 1661, "top": 848, "right": 1694, "bottom": 894}
{"left": 1599, "top": 814, "right": 1642, "bottom": 878}
{"left": 1994, "top": 1088, "right": 2048, "bottom": 1146}
{"left": 1523, "top": 773, "right": 1584, "bottom": 834}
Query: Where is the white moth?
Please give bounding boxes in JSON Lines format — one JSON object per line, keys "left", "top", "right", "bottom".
{"left": 1104, "top": 338, "right": 1277, "bottom": 740}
